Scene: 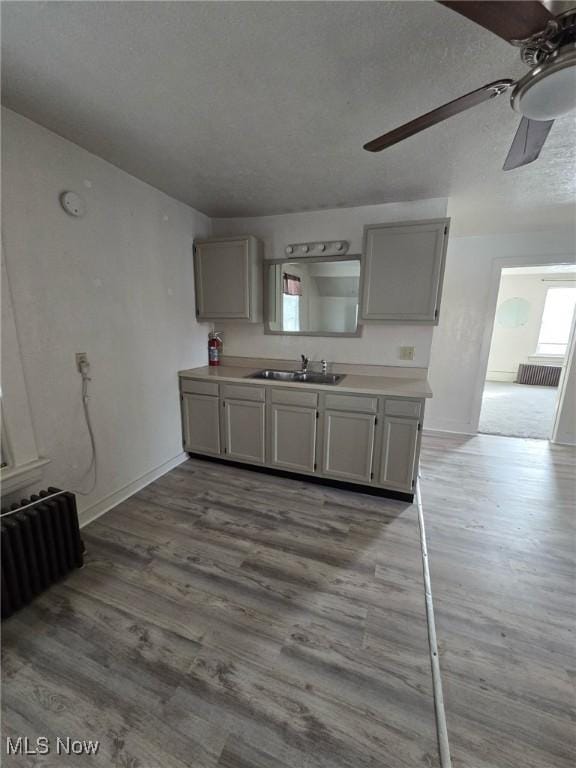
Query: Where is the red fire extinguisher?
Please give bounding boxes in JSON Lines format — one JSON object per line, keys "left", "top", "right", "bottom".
{"left": 208, "top": 331, "right": 223, "bottom": 366}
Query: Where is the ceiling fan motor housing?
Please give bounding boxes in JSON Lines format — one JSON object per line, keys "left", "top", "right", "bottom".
{"left": 512, "top": 10, "right": 576, "bottom": 120}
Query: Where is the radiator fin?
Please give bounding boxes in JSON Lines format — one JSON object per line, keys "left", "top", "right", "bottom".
{"left": 516, "top": 363, "right": 561, "bottom": 387}
{"left": 1, "top": 488, "right": 84, "bottom": 620}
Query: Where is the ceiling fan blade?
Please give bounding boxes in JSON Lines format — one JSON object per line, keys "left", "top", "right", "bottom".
{"left": 438, "top": 1, "right": 554, "bottom": 43}
{"left": 363, "top": 80, "right": 513, "bottom": 153}
{"left": 503, "top": 116, "right": 554, "bottom": 170}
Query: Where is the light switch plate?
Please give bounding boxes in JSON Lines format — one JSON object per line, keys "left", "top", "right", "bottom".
{"left": 399, "top": 346, "right": 415, "bottom": 361}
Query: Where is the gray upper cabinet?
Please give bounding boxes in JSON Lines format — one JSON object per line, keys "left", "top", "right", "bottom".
{"left": 321, "top": 410, "right": 375, "bottom": 483}
{"left": 194, "top": 235, "right": 263, "bottom": 322}
{"left": 360, "top": 218, "right": 449, "bottom": 323}
{"left": 182, "top": 393, "right": 221, "bottom": 455}
{"left": 379, "top": 416, "right": 419, "bottom": 492}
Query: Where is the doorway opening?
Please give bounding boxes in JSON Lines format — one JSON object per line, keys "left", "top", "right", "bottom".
{"left": 479, "top": 265, "right": 576, "bottom": 440}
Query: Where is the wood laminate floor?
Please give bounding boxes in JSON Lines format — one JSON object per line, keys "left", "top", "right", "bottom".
{"left": 2, "top": 459, "right": 439, "bottom": 768}
{"left": 3, "top": 434, "right": 575, "bottom": 768}
{"left": 420, "top": 434, "right": 576, "bottom": 768}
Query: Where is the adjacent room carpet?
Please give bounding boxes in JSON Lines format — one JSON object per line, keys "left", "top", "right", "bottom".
{"left": 479, "top": 380, "right": 558, "bottom": 439}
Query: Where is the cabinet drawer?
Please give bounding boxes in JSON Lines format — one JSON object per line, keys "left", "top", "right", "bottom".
{"left": 323, "top": 393, "right": 378, "bottom": 414}
{"left": 181, "top": 379, "right": 219, "bottom": 397}
{"left": 221, "top": 383, "right": 265, "bottom": 402}
{"left": 384, "top": 399, "right": 422, "bottom": 418}
{"left": 270, "top": 388, "right": 318, "bottom": 408}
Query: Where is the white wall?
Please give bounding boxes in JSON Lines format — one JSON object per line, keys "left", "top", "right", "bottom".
{"left": 426, "top": 228, "right": 576, "bottom": 435}
{"left": 1, "top": 109, "right": 211, "bottom": 520}
{"left": 212, "top": 198, "right": 448, "bottom": 367}
{"left": 487, "top": 272, "right": 575, "bottom": 381}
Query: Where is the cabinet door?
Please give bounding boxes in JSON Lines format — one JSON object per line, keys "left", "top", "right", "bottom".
{"left": 182, "top": 394, "right": 221, "bottom": 455}
{"left": 361, "top": 219, "right": 449, "bottom": 322}
{"left": 380, "top": 417, "right": 419, "bottom": 492}
{"left": 321, "top": 410, "right": 375, "bottom": 483}
{"left": 195, "top": 239, "right": 251, "bottom": 320}
{"left": 224, "top": 399, "right": 266, "bottom": 464}
{"left": 270, "top": 404, "right": 317, "bottom": 473}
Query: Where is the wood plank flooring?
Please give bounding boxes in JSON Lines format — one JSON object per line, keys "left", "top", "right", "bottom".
{"left": 2, "top": 459, "right": 439, "bottom": 767}
{"left": 3, "top": 434, "right": 575, "bottom": 768}
{"left": 420, "top": 433, "right": 576, "bottom": 768}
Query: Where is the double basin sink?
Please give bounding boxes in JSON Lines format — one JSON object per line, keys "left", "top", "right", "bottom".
{"left": 247, "top": 369, "right": 345, "bottom": 385}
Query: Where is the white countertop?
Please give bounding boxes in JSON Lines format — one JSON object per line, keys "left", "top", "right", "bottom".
{"left": 179, "top": 364, "right": 432, "bottom": 399}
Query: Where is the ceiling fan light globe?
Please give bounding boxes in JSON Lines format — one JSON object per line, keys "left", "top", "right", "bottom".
{"left": 512, "top": 46, "right": 576, "bottom": 120}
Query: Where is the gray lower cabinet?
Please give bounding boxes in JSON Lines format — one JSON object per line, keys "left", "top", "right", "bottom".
{"left": 380, "top": 416, "right": 419, "bottom": 492}
{"left": 182, "top": 393, "right": 221, "bottom": 455}
{"left": 180, "top": 376, "right": 423, "bottom": 496}
{"left": 321, "top": 410, "right": 376, "bottom": 483}
{"left": 270, "top": 403, "right": 317, "bottom": 473}
{"left": 223, "top": 399, "right": 266, "bottom": 464}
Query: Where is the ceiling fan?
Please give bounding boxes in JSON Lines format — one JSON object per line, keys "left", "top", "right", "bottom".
{"left": 363, "top": 1, "right": 576, "bottom": 170}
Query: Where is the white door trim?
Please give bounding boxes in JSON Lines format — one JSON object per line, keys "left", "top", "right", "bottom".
{"left": 471, "top": 252, "right": 575, "bottom": 436}
{"left": 551, "top": 301, "right": 576, "bottom": 444}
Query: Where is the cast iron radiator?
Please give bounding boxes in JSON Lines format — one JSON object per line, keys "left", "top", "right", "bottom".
{"left": 516, "top": 363, "right": 562, "bottom": 387}
{"left": 1, "top": 488, "right": 84, "bottom": 620}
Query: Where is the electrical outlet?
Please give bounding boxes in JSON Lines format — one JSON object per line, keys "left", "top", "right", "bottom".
{"left": 398, "top": 346, "right": 415, "bottom": 361}
{"left": 75, "top": 352, "right": 89, "bottom": 372}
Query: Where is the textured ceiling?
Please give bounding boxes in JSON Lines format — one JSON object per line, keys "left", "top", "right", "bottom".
{"left": 2, "top": 1, "right": 575, "bottom": 218}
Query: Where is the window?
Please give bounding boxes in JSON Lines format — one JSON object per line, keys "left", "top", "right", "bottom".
{"left": 1, "top": 253, "right": 50, "bottom": 493}
{"left": 283, "top": 294, "right": 300, "bottom": 332}
{"left": 536, "top": 287, "right": 576, "bottom": 356}
{"left": 282, "top": 271, "right": 302, "bottom": 332}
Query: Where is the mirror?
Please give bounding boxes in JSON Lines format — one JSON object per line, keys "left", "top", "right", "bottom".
{"left": 265, "top": 256, "right": 362, "bottom": 336}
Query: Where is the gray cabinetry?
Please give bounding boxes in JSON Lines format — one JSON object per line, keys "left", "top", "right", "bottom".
{"left": 222, "top": 385, "right": 266, "bottom": 464}
{"left": 270, "top": 404, "right": 317, "bottom": 473}
{"left": 380, "top": 416, "right": 419, "bottom": 492}
{"left": 321, "top": 410, "right": 376, "bottom": 483}
{"left": 179, "top": 375, "right": 425, "bottom": 498}
{"left": 194, "top": 235, "right": 262, "bottom": 322}
{"left": 181, "top": 393, "right": 221, "bottom": 455}
{"left": 360, "top": 218, "right": 449, "bottom": 323}
{"left": 268, "top": 389, "right": 318, "bottom": 474}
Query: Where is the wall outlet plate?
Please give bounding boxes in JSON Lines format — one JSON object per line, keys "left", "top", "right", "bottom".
{"left": 75, "top": 352, "right": 89, "bottom": 371}
{"left": 399, "top": 346, "right": 415, "bottom": 361}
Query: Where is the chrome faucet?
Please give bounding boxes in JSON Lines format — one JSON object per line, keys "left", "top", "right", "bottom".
{"left": 300, "top": 354, "right": 309, "bottom": 372}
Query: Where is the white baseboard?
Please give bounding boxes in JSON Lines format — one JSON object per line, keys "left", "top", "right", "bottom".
{"left": 486, "top": 372, "right": 515, "bottom": 383}
{"left": 551, "top": 438, "right": 576, "bottom": 447}
{"left": 423, "top": 428, "right": 477, "bottom": 438}
{"left": 78, "top": 452, "right": 188, "bottom": 528}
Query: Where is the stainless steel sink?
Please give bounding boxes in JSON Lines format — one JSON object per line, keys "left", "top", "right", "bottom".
{"left": 248, "top": 369, "right": 345, "bottom": 385}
